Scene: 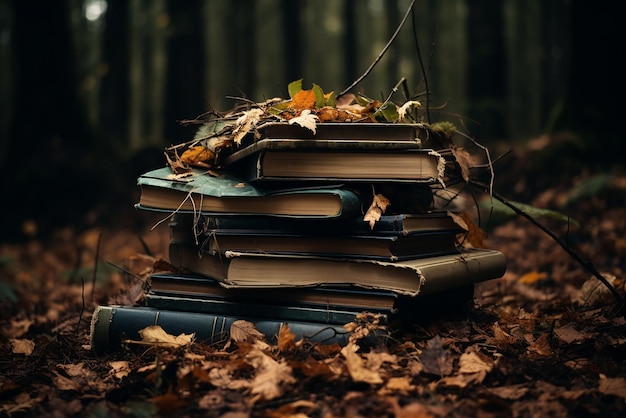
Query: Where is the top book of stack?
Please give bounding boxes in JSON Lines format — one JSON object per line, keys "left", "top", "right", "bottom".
{"left": 222, "top": 123, "right": 448, "bottom": 184}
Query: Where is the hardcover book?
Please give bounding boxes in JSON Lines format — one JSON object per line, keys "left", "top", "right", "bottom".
{"left": 188, "top": 229, "right": 459, "bottom": 261}
{"left": 148, "top": 273, "right": 398, "bottom": 313}
{"left": 224, "top": 139, "right": 446, "bottom": 183}
{"left": 136, "top": 167, "right": 363, "bottom": 218}
{"left": 168, "top": 243, "right": 507, "bottom": 297}
{"left": 90, "top": 305, "right": 374, "bottom": 354}
{"left": 169, "top": 211, "right": 461, "bottom": 238}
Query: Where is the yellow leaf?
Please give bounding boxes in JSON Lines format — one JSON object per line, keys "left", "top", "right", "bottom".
{"left": 180, "top": 145, "right": 214, "bottom": 167}
{"left": 363, "top": 194, "right": 391, "bottom": 229}
{"left": 518, "top": 271, "right": 548, "bottom": 284}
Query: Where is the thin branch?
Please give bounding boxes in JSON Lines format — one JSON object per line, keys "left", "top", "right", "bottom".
{"left": 469, "top": 180, "right": 623, "bottom": 305}
{"left": 338, "top": 0, "right": 416, "bottom": 98}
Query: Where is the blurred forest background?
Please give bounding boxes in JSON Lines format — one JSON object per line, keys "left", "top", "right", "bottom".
{"left": 0, "top": 0, "right": 622, "bottom": 242}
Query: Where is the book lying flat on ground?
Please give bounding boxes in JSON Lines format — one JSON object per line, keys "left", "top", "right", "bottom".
{"left": 169, "top": 211, "right": 461, "bottom": 238}
{"left": 149, "top": 273, "right": 398, "bottom": 313}
{"left": 169, "top": 243, "right": 506, "bottom": 297}
{"left": 224, "top": 138, "right": 446, "bottom": 183}
{"left": 137, "top": 167, "right": 362, "bottom": 218}
{"left": 145, "top": 293, "right": 376, "bottom": 325}
{"left": 190, "top": 230, "right": 459, "bottom": 261}
{"left": 90, "top": 305, "right": 378, "bottom": 354}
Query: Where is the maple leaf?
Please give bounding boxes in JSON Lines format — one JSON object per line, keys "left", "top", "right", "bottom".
{"left": 363, "top": 193, "right": 391, "bottom": 229}
{"left": 341, "top": 343, "right": 383, "bottom": 384}
{"left": 288, "top": 109, "right": 319, "bottom": 134}
{"left": 246, "top": 346, "right": 296, "bottom": 401}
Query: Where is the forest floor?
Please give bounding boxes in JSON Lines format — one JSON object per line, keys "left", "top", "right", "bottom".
{"left": 1, "top": 136, "right": 626, "bottom": 417}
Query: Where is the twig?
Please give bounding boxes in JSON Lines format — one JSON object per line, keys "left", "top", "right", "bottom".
{"left": 91, "top": 232, "right": 102, "bottom": 302}
{"left": 338, "top": 0, "right": 416, "bottom": 98}
{"left": 410, "top": 5, "right": 430, "bottom": 123}
{"left": 469, "top": 180, "right": 623, "bottom": 305}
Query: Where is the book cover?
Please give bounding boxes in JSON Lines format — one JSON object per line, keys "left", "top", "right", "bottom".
{"left": 224, "top": 140, "right": 446, "bottom": 183}
{"left": 136, "top": 167, "right": 363, "bottom": 218}
{"left": 193, "top": 229, "right": 459, "bottom": 261}
{"left": 144, "top": 293, "right": 373, "bottom": 325}
{"left": 149, "top": 273, "right": 398, "bottom": 312}
{"left": 90, "top": 305, "right": 377, "bottom": 354}
{"left": 232, "top": 122, "right": 439, "bottom": 150}
{"left": 169, "top": 211, "right": 460, "bottom": 238}
{"left": 168, "top": 243, "right": 506, "bottom": 297}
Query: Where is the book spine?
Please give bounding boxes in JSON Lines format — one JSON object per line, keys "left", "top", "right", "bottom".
{"left": 144, "top": 293, "right": 374, "bottom": 325}
{"left": 90, "top": 305, "right": 363, "bottom": 354}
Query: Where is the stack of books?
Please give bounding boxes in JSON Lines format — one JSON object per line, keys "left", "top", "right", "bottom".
{"left": 91, "top": 123, "right": 506, "bottom": 353}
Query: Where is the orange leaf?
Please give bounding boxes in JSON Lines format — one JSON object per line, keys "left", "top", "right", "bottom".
{"left": 180, "top": 145, "right": 214, "bottom": 167}
{"left": 518, "top": 271, "right": 548, "bottom": 284}
{"left": 289, "top": 89, "right": 316, "bottom": 111}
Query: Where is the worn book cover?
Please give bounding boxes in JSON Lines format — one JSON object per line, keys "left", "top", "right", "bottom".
{"left": 136, "top": 167, "right": 363, "bottom": 218}
{"left": 149, "top": 273, "right": 398, "bottom": 312}
{"left": 169, "top": 211, "right": 460, "bottom": 238}
{"left": 169, "top": 243, "right": 506, "bottom": 297}
{"left": 224, "top": 139, "right": 446, "bottom": 183}
{"left": 90, "top": 305, "right": 375, "bottom": 354}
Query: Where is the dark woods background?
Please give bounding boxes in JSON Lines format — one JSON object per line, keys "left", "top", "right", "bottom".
{"left": 0, "top": 0, "right": 622, "bottom": 242}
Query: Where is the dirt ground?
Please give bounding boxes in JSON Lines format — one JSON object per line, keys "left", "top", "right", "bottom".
{"left": 1, "top": 141, "right": 625, "bottom": 417}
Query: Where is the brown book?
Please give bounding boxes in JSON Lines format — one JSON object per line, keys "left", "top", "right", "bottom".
{"left": 193, "top": 230, "right": 459, "bottom": 261}
{"left": 136, "top": 167, "right": 362, "bottom": 218}
{"left": 149, "top": 273, "right": 398, "bottom": 313}
{"left": 225, "top": 140, "right": 445, "bottom": 183}
{"left": 169, "top": 243, "right": 506, "bottom": 297}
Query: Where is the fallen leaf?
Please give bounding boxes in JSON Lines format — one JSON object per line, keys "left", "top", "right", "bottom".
{"left": 138, "top": 325, "right": 194, "bottom": 348}
{"left": 397, "top": 100, "right": 421, "bottom": 121}
{"left": 277, "top": 323, "right": 297, "bottom": 352}
{"left": 232, "top": 108, "right": 264, "bottom": 145}
{"left": 246, "top": 346, "right": 296, "bottom": 401}
{"left": 518, "top": 271, "right": 548, "bottom": 284}
{"left": 341, "top": 343, "right": 383, "bottom": 384}
{"left": 288, "top": 109, "right": 319, "bottom": 134}
{"left": 458, "top": 350, "right": 493, "bottom": 374}
{"left": 598, "top": 376, "right": 626, "bottom": 399}
{"left": 9, "top": 338, "right": 34, "bottom": 355}
{"left": 451, "top": 146, "right": 475, "bottom": 182}
{"left": 230, "top": 320, "right": 265, "bottom": 343}
{"left": 108, "top": 361, "right": 131, "bottom": 380}
{"left": 419, "top": 336, "right": 454, "bottom": 377}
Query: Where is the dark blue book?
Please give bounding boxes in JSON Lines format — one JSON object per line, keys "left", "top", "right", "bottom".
{"left": 90, "top": 305, "right": 384, "bottom": 354}
{"left": 169, "top": 211, "right": 461, "bottom": 238}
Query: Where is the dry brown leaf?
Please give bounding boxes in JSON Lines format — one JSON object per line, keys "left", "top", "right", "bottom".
{"left": 453, "top": 211, "right": 487, "bottom": 248}
{"left": 230, "top": 319, "right": 265, "bottom": 343}
{"left": 598, "top": 375, "right": 626, "bottom": 399}
{"left": 138, "top": 325, "right": 194, "bottom": 348}
{"left": 363, "top": 194, "right": 391, "bottom": 229}
{"left": 451, "top": 146, "right": 475, "bottom": 182}
{"left": 458, "top": 350, "right": 493, "bottom": 374}
{"left": 341, "top": 343, "right": 383, "bottom": 384}
{"left": 246, "top": 346, "right": 296, "bottom": 401}
{"left": 419, "top": 335, "right": 454, "bottom": 377}
{"left": 526, "top": 334, "right": 552, "bottom": 358}
{"left": 277, "top": 323, "right": 297, "bottom": 352}
{"left": 108, "top": 361, "right": 130, "bottom": 380}
{"left": 9, "top": 338, "right": 34, "bottom": 355}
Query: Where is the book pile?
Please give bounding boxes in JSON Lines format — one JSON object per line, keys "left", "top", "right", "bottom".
{"left": 91, "top": 122, "right": 506, "bottom": 353}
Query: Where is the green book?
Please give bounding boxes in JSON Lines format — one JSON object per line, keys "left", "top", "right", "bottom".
{"left": 136, "top": 167, "right": 363, "bottom": 218}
